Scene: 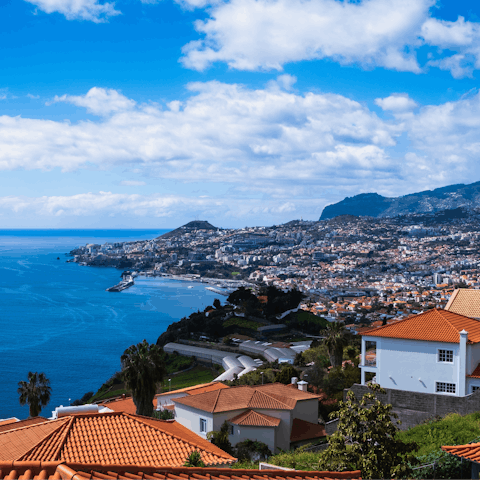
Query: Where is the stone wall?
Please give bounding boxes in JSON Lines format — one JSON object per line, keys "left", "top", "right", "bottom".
{"left": 343, "top": 384, "right": 480, "bottom": 430}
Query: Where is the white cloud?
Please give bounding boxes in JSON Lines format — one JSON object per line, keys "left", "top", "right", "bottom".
{"left": 52, "top": 87, "right": 135, "bottom": 116}
{"left": 181, "top": 0, "right": 430, "bottom": 72}
{"left": 178, "top": 0, "right": 480, "bottom": 79}
{"left": 24, "top": 0, "right": 120, "bottom": 22}
{"left": 6, "top": 81, "right": 480, "bottom": 218}
{"left": 120, "top": 180, "right": 146, "bottom": 186}
{"left": 0, "top": 80, "right": 398, "bottom": 194}
{"left": 375, "top": 94, "right": 418, "bottom": 112}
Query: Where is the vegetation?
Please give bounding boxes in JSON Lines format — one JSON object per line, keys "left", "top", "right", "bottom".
{"left": 267, "top": 446, "right": 327, "bottom": 470}
{"left": 154, "top": 409, "right": 175, "bottom": 420}
{"left": 183, "top": 451, "right": 205, "bottom": 467}
{"left": 283, "top": 310, "right": 329, "bottom": 334}
{"left": 317, "top": 383, "right": 416, "bottom": 478}
{"left": 18, "top": 371, "right": 52, "bottom": 417}
{"left": 226, "top": 364, "right": 299, "bottom": 386}
{"left": 223, "top": 317, "right": 260, "bottom": 331}
{"left": 162, "top": 365, "right": 217, "bottom": 391}
{"left": 323, "top": 321, "right": 352, "bottom": 367}
{"left": 235, "top": 440, "right": 272, "bottom": 462}
{"left": 207, "top": 421, "right": 233, "bottom": 455}
{"left": 121, "top": 339, "right": 166, "bottom": 416}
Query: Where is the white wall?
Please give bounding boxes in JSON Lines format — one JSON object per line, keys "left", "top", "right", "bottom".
{"left": 363, "top": 336, "right": 462, "bottom": 396}
{"left": 467, "top": 343, "right": 480, "bottom": 376}
{"left": 156, "top": 392, "right": 188, "bottom": 409}
{"left": 174, "top": 403, "right": 214, "bottom": 439}
{"left": 292, "top": 399, "right": 318, "bottom": 424}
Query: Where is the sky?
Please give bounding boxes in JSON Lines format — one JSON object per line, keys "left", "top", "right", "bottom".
{"left": 2, "top": 0, "right": 480, "bottom": 228}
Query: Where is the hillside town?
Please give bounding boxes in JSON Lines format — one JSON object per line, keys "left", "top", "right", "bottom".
{"left": 70, "top": 208, "right": 480, "bottom": 328}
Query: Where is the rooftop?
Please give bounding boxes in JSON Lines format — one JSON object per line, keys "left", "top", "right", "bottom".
{"left": 0, "top": 412, "right": 235, "bottom": 466}
{"left": 0, "top": 463, "right": 362, "bottom": 480}
{"left": 445, "top": 289, "right": 480, "bottom": 318}
{"left": 361, "top": 308, "right": 480, "bottom": 344}
{"left": 174, "top": 384, "right": 319, "bottom": 413}
{"left": 229, "top": 410, "right": 281, "bottom": 427}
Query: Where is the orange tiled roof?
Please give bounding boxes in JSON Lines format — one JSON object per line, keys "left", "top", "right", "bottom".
{"left": 290, "top": 418, "right": 326, "bottom": 443}
{"left": 0, "top": 419, "right": 17, "bottom": 427}
{"left": 0, "top": 412, "right": 235, "bottom": 466}
{"left": 174, "top": 384, "right": 319, "bottom": 413}
{"left": 442, "top": 442, "right": 480, "bottom": 463}
{"left": 0, "top": 417, "right": 46, "bottom": 434}
{"left": 100, "top": 396, "right": 146, "bottom": 415}
{"left": 361, "top": 308, "right": 480, "bottom": 344}
{"left": 229, "top": 410, "right": 281, "bottom": 427}
{"left": 445, "top": 289, "right": 480, "bottom": 318}
{"left": 0, "top": 462, "right": 362, "bottom": 480}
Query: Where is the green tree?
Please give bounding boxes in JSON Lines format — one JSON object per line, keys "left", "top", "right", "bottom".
{"left": 323, "top": 321, "right": 351, "bottom": 367}
{"left": 207, "top": 421, "right": 233, "bottom": 454}
{"left": 318, "top": 383, "right": 416, "bottom": 478}
{"left": 275, "top": 364, "right": 300, "bottom": 384}
{"left": 121, "top": 339, "right": 166, "bottom": 417}
{"left": 18, "top": 371, "right": 52, "bottom": 417}
{"left": 184, "top": 450, "right": 205, "bottom": 467}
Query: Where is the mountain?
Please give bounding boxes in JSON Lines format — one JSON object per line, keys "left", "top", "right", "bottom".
{"left": 158, "top": 220, "right": 218, "bottom": 239}
{"left": 319, "top": 181, "right": 480, "bottom": 220}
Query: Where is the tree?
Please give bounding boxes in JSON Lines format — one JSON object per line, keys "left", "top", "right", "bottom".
{"left": 184, "top": 450, "right": 205, "bottom": 467}
{"left": 275, "top": 364, "right": 300, "bottom": 384}
{"left": 318, "top": 383, "right": 416, "bottom": 478}
{"left": 121, "top": 339, "right": 166, "bottom": 417}
{"left": 323, "top": 321, "right": 351, "bottom": 367}
{"left": 207, "top": 421, "right": 233, "bottom": 454}
{"left": 18, "top": 371, "right": 52, "bottom": 417}
{"left": 213, "top": 298, "right": 221, "bottom": 309}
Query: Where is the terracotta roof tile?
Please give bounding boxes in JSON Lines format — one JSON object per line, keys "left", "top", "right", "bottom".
{"left": 0, "top": 413, "right": 235, "bottom": 467}
{"left": 442, "top": 442, "right": 480, "bottom": 463}
{"left": 445, "top": 289, "right": 480, "bottom": 318}
{"left": 290, "top": 419, "right": 326, "bottom": 443}
{"left": 0, "top": 463, "right": 362, "bottom": 480}
{"left": 0, "top": 417, "right": 47, "bottom": 434}
{"left": 361, "top": 308, "right": 480, "bottom": 343}
{"left": 156, "top": 382, "right": 229, "bottom": 398}
{"left": 228, "top": 410, "right": 280, "bottom": 427}
{"left": 174, "top": 384, "right": 319, "bottom": 413}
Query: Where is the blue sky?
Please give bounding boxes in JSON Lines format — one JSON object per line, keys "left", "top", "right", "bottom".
{"left": 2, "top": 0, "right": 480, "bottom": 228}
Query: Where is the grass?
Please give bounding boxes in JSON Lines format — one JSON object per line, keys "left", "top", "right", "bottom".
{"left": 231, "top": 272, "right": 240, "bottom": 276}
{"left": 267, "top": 448, "right": 325, "bottom": 470}
{"left": 396, "top": 411, "right": 480, "bottom": 456}
{"left": 90, "top": 387, "right": 127, "bottom": 403}
{"left": 160, "top": 365, "right": 217, "bottom": 391}
{"left": 223, "top": 317, "right": 259, "bottom": 330}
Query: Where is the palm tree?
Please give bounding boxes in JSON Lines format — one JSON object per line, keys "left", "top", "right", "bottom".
{"left": 18, "top": 371, "right": 52, "bottom": 417}
{"left": 323, "top": 321, "right": 351, "bottom": 368}
{"left": 121, "top": 339, "right": 166, "bottom": 417}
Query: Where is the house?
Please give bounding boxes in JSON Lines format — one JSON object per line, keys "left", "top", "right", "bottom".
{"left": 442, "top": 441, "right": 480, "bottom": 478}
{"left": 0, "top": 463, "right": 362, "bottom": 480}
{"left": 173, "top": 382, "right": 324, "bottom": 453}
{"left": 0, "top": 411, "right": 235, "bottom": 467}
{"left": 360, "top": 308, "right": 480, "bottom": 396}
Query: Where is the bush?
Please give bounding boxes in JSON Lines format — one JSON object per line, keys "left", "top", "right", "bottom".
{"left": 235, "top": 440, "right": 272, "bottom": 462}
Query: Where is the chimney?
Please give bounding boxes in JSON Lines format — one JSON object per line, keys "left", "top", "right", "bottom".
{"left": 297, "top": 380, "right": 308, "bottom": 392}
{"left": 291, "top": 377, "right": 298, "bottom": 385}
{"left": 459, "top": 329, "right": 468, "bottom": 396}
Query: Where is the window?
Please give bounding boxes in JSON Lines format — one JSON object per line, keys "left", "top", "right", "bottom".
{"left": 229, "top": 424, "right": 234, "bottom": 435}
{"left": 438, "top": 349, "right": 453, "bottom": 363}
{"left": 472, "top": 386, "right": 480, "bottom": 393}
{"left": 436, "top": 382, "right": 456, "bottom": 394}
{"left": 200, "top": 418, "right": 207, "bottom": 432}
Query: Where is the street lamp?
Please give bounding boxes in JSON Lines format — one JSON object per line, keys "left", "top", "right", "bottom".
{"left": 261, "top": 371, "right": 264, "bottom": 385}
{"left": 168, "top": 379, "right": 171, "bottom": 391}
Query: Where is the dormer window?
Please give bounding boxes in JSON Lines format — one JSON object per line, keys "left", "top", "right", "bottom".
{"left": 438, "top": 349, "right": 453, "bottom": 363}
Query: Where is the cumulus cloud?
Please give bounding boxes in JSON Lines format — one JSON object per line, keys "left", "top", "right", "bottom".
{"left": 52, "top": 87, "right": 136, "bottom": 116}
{"left": 375, "top": 94, "right": 418, "bottom": 112}
{"left": 177, "top": 0, "right": 480, "bottom": 78}
{"left": 182, "top": 0, "right": 428, "bottom": 72}
{"left": 5, "top": 80, "right": 480, "bottom": 215}
{"left": 24, "top": 0, "right": 120, "bottom": 22}
{"left": 0, "top": 80, "right": 399, "bottom": 194}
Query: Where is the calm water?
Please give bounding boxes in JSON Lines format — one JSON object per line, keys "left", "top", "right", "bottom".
{"left": 0, "top": 230, "right": 220, "bottom": 419}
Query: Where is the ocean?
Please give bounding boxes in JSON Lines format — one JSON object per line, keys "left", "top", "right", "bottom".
{"left": 0, "top": 230, "right": 220, "bottom": 420}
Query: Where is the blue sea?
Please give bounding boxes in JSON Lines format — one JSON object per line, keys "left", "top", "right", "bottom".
{"left": 0, "top": 230, "right": 220, "bottom": 420}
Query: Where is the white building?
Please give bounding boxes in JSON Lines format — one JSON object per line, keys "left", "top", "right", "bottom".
{"left": 360, "top": 308, "right": 480, "bottom": 397}
{"left": 173, "top": 382, "right": 324, "bottom": 453}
